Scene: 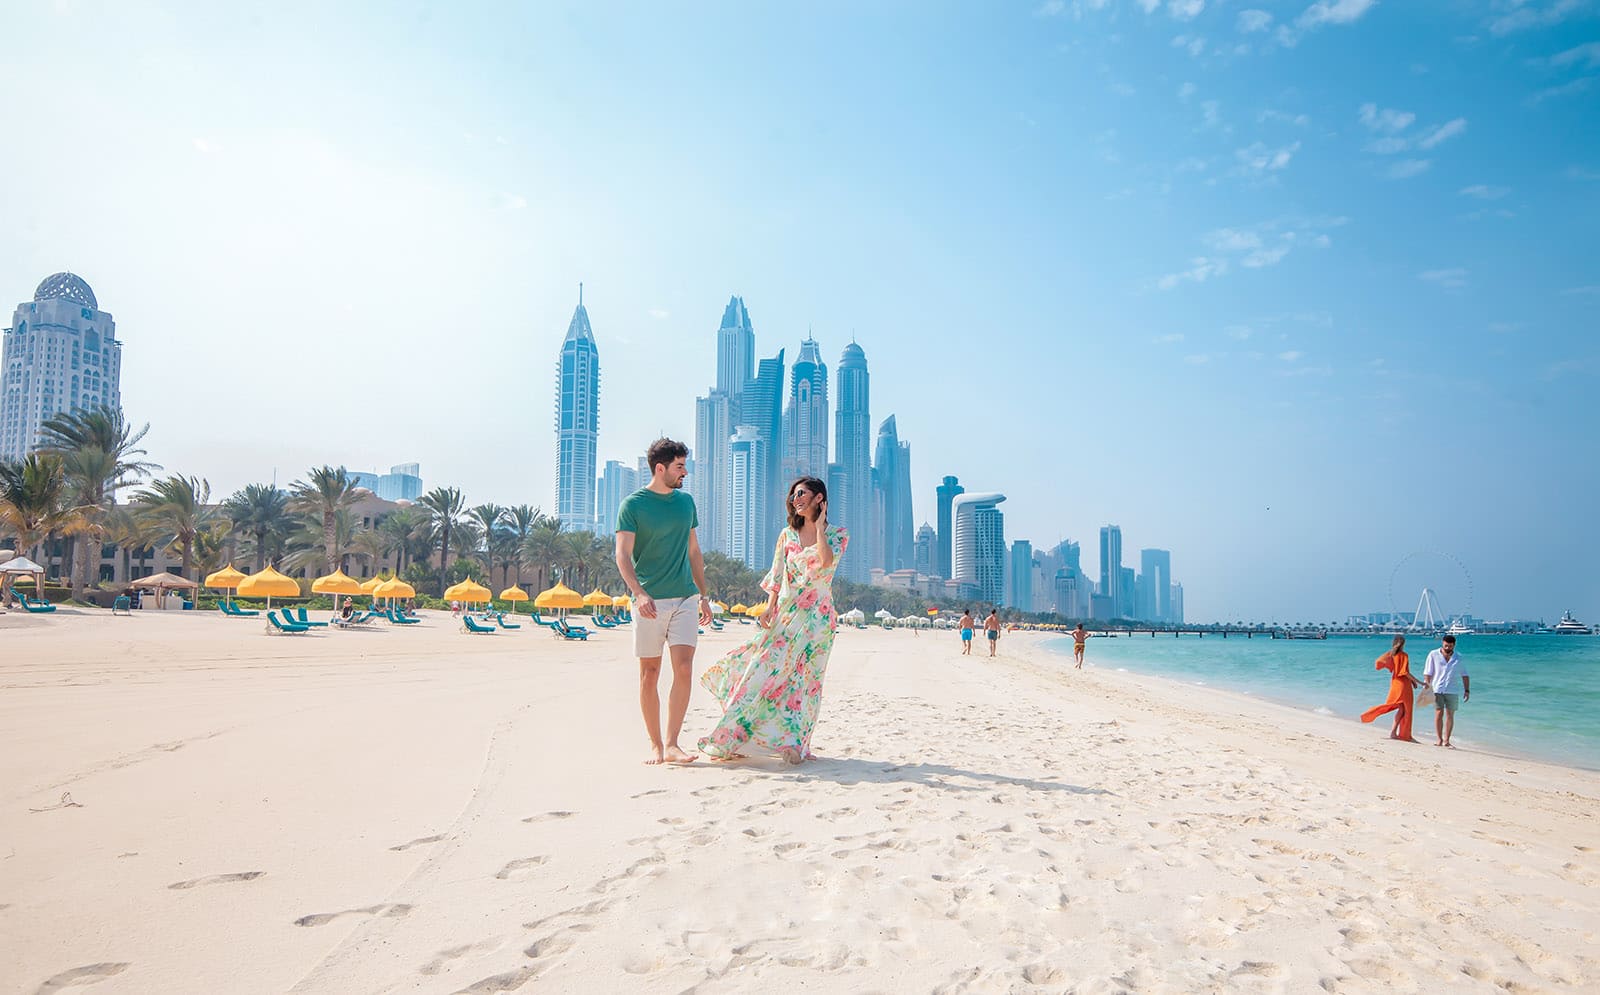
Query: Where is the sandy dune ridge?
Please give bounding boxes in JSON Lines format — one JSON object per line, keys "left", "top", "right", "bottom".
{"left": 1, "top": 609, "right": 1596, "bottom": 993}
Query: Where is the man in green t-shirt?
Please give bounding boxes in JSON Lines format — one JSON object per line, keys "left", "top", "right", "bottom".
{"left": 615, "top": 438, "right": 713, "bottom": 765}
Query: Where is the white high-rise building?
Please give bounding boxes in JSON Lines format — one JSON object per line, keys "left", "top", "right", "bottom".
{"left": 727, "top": 426, "right": 769, "bottom": 571}
{"left": 555, "top": 285, "right": 600, "bottom": 529}
{"left": 692, "top": 391, "right": 731, "bottom": 553}
{"left": 951, "top": 492, "right": 1006, "bottom": 604}
{"left": 596, "top": 460, "right": 640, "bottom": 537}
{"left": 2, "top": 273, "right": 123, "bottom": 460}
{"left": 782, "top": 337, "right": 829, "bottom": 485}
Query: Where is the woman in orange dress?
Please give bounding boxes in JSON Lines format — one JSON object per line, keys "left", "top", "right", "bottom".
{"left": 1360, "top": 635, "right": 1420, "bottom": 742}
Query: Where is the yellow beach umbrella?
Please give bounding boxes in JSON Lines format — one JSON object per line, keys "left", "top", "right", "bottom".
{"left": 205, "top": 564, "right": 247, "bottom": 609}
{"left": 498, "top": 584, "right": 529, "bottom": 614}
{"left": 311, "top": 569, "right": 364, "bottom": 596}
{"left": 237, "top": 566, "right": 301, "bottom": 615}
{"left": 534, "top": 582, "right": 584, "bottom": 611}
{"left": 443, "top": 577, "right": 492, "bottom": 604}
{"left": 583, "top": 588, "right": 613, "bottom": 607}
{"left": 612, "top": 595, "right": 631, "bottom": 607}
{"left": 730, "top": 603, "right": 748, "bottom": 614}
{"left": 745, "top": 603, "right": 765, "bottom": 617}
{"left": 375, "top": 577, "right": 416, "bottom": 600}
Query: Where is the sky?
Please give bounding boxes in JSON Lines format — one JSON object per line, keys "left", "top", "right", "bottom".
{"left": 3, "top": 0, "right": 1597, "bottom": 622}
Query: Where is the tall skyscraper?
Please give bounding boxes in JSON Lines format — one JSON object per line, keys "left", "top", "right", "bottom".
{"left": 727, "top": 426, "right": 768, "bottom": 570}
{"left": 1138, "top": 548, "right": 1172, "bottom": 622}
{"left": 952, "top": 492, "right": 1006, "bottom": 603}
{"left": 834, "top": 342, "right": 871, "bottom": 582}
{"left": 1008, "top": 539, "right": 1034, "bottom": 611}
{"left": 596, "top": 460, "right": 640, "bottom": 537}
{"left": 692, "top": 391, "right": 731, "bottom": 552}
{"left": 935, "top": 476, "right": 964, "bottom": 580}
{"left": 716, "top": 296, "right": 755, "bottom": 402}
{"left": 738, "top": 348, "right": 786, "bottom": 555}
{"left": 1099, "top": 525, "right": 1123, "bottom": 618}
{"left": 2, "top": 273, "right": 123, "bottom": 461}
{"left": 555, "top": 285, "right": 600, "bottom": 529}
{"left": 1171, "top": 582, "right": 1185, "bottom": 624}
{"left": 1119, "top": 567, "right": 1136, "bottom": 622}
{"left": 781, "top": 337, "right": 829, "bottom": 485}
{"left": 914, "top": 523, "right": 935, "bottom": 577}
{"left": 873, "top": 416, "right": 914, "bottom": 573}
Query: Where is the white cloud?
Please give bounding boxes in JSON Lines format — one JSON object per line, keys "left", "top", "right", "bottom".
{"left": 1184, "top": 354, "right": 1212, "bottom": 364}
{"left": 1550, "top": 41, "right": 1600, "bottom": 69}
{"left": 1366, "top": 136, "right": 1410, "bottom": 154}
{"left": 1245, "top": 246, "right": 1293, "bottom": 267}
{"left": 1200, "top": 99, "right": 1222, "bottom": 128}
{"left": 1169, "top": 0, "right": 1205, "bottom": 20}
{"left": 1299, "top": 0, "right": 1378, "bottom": 29}
{"left": 1278, "top": 350, "right": 1304, "bottom": 361}
{"left": 1155, "top": 333, "right": 1186, "bottom": 343}
{"left": 1460, "top": 184, "right": 1510, "bottom": 199}
{"left": 1237, "top": 9, "right": 1273, "bottom": 31}
{"left": 1172, "top": 34, "right": 1207, "bottom": 57}
{"left": 1178, "top": 81, "right": 1196, "bottom": 101}
{"left": 1157, "top": 257, "right": 1229, "bottom": 290}
{"left": 1387, "top": 158, "right": 1432, "bottom": 179}
{"left": 1489, "top": 0, "right": 1584, "bottom": 35}
{"left": 1416, "top": 117, "right": 1468, "bottom": 149}
{"left": 1418, "top": 268, "right": 1468, "bottom": 289}
{"left": 648, "top": 308, "right": 670, "bottom": 320}
{"left": 1566, "top": 165, "right": 1600, "bottom": 180}
{"left": 1136, "top": 0, "right": 1161, "bottom": 11}
{"left": 1226, "top": 324, "right": 1254, "bottom": 340}
{"left": 1258, "top": 109, "right": 1311, "bottom": 126}
{"left": 1561, "top": 285, "right": 1600, "bottom": 295}
{"left": 1235, "top": 140, "right": 1300, "bottom": 175}
{"left": 1530, "top": 76, "right": 1596, "bottom": 103}
{"left": 1359, "top": 102, "right": 1415, "bottom": 133}
{"left": 1036, "top": 0, "right": 1067, "bottom": 14}
{"left": 1206, "top": 228, "right": 1263, "bottom": 252}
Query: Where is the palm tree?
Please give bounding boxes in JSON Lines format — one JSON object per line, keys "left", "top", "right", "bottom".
{"left": 35, "top": 404, "right": 158, "bottom": 597}
{"left": 467, "top": 503, "right": 506, "bottom": 582}
{"left": 504, "top": 504, "right": 545, "bottom": 586}
{"left": 519, "top": 517, "right": 565, "bottom": 593}
{"left": 0, "top": 454, "right": 85, "bottom": 563}
{"left": 223, "top": 483, "right": 292, "bottom": 572}
{"left": 133, "top": 475, "right": 213, "bottom": 580}
{"left": 488, "top": 529, "right": 522, "bottom": 590}
{"left": 418, "top": 486, "right": 466, "bottom": 596}
{"left": 104, "top": 505, "right": 162, "bottom": 583}
{"left": 377, "top": 507, "right": 431, "bottom": 575}
{"left": 288, "top": 466, "right": 359, "bottom": 574}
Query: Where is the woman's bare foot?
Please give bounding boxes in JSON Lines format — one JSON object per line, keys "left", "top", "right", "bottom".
{"left": 663, "top": 745, "right": 698, "bottom": 765}
{"left": 712, "top": 752, "right": 748, "bottom": 762}
{"left": 779, "top": 746, "right": 804, "bottom": 765}
{"left": 644, "top": 746, "right": 665, "bottom": 765}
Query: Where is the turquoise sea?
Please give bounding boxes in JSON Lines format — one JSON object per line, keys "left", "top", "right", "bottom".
{"left": 1041, "top": 633, "right": 1600, "bottom": 771}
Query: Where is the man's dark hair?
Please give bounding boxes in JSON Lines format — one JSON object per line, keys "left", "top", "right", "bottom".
{"left": 645, "top": 438, "right": 689, "bottom": 476}
{"left": 1442, "top": 634, "right": 1457, "bottom": 644}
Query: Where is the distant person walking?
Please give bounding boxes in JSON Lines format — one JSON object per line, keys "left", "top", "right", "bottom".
{"left": 1422, "top": 634, "right": 1470, "bottom": 748}
{"left": 1360, "top": 635, "right": 1420, "bottom": 743}
{"left": 959, "top": 610, "right": 975, "bottom": 655}
{"left": 615, "top": 438, "right": 714, "bottom": 766}
{"left": 1071, "top": 623, "right": 1091, "bottom": 668}
{"left": 984, "top": 608, "right": 1001, "bottom": 657}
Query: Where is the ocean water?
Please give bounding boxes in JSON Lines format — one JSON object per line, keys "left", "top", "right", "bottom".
{"left": 1041, "top": 633, "right": 1600, "bottom": 771}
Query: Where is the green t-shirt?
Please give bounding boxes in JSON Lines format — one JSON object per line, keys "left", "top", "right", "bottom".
{"left": 616, "top": 487, "right": 700, "bottom": 600}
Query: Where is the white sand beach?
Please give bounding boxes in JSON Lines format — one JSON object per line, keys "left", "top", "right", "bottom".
{"left": 2, "top": 610, "right": 1597, "bottom": 993}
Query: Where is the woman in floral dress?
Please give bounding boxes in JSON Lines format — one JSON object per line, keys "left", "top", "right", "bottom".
{"left": 698, "top": 476, "right": 848, "bottom": 765}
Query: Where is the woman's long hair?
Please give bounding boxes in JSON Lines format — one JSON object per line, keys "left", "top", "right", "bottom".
{"left": 785, "top": 476, "right": 828, "bottom": 531}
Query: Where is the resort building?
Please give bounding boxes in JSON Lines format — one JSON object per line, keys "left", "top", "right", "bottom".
{"left": 951, "top": 492, "right": 1006, "bottom": 606}
{"left": 2, "top": 273, "right": 123, "bottom": 461}
{"left": 555, "top": 286, "right": 600, "bottom": 530}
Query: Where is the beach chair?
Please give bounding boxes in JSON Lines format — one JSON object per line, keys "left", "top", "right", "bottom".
{"left": 591, "top": 615, "right": 616, "bottom": 629}
{"left": 292, "top": 607, "right": 329, "bottom": 628}
{"left": 19, "top": 593, "right": 56, "bottom": 613}
{"left": 494, "top": 613, "right": 521, "bottom": 630}
{"left": 388, "top": 608, "right": 421, "bottom": 625}
{"left": 112, "top": 595, "right": 132, "bottom": 615}
{"left": 530, "top": 610, "right": 563, "bottom": 630}
{"left": 266, "top": 610, "right": 311, "bottom": 634}
{"left": 462, "top": 615, "right": 497, "bottom": 634}
{"left": 553, "top": 618, "right": 589, "bottom": 641}
{"left": 221, "top": 601, "right": 260, "bottom": 617}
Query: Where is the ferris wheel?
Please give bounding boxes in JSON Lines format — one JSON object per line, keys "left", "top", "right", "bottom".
{"left": 1387, "top": 551, "right": 1473, "bottom": 629}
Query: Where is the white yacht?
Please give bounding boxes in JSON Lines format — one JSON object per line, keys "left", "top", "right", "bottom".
{"left": 1445, "top": 619, "right": 1475, "bottom": 636}
{"left": 1552, "top": 612, "right": 1593, "bottom": 635}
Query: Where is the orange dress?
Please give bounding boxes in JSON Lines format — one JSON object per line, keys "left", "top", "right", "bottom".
{"left": 1360, "top": 651, "right": 1414, "bottom": 741}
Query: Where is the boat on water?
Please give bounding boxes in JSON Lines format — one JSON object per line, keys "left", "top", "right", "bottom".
{"left": 1552, "top": 612, "right": 1594, "bottom": 635}
{"left": 1445, "top": 619, "right": 1475, "bottom": 636}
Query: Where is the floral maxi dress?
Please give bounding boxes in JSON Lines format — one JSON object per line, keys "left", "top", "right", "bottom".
{"left": 698, "top": 525, "right": 848, "bottom": 759}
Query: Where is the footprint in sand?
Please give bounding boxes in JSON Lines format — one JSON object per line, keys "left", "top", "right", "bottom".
{"left": 419, "top": 939, "right": 504, "bottom": 976}
{"left": 34, "top": 963, "right": 130, "bottom": 993}
{"left": 521, "top": 811, "right": 576, "bottom": 823}
{"left": 168, "top": 871, "right": 264, "bottom": 890}
{"left": 294, "top": 903, "right": 413, "bottom": 927}
{"left": 630, "top": 789, "right": 667, "bottom": 800}
{"left": 495, "top": 857, "right": 548, "bottom": 880}
{"left": 390, "top": 834, "right": 446, "bottom": 852}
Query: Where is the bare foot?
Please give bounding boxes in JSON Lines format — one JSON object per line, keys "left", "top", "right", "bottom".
{"left": 663, "top": 745, "right": 698, "bottom": 765}
{"left": 779, "top": 746, "right": 804, "bottom": 765}
{"left": 1444, "top": 742, "right": 1455, "bottom": 749}
{"left": 644, "top": 746, "right": 665, "bottom": 765}
{"left": 709, "top": 751, "right": 747, "bottom": 762}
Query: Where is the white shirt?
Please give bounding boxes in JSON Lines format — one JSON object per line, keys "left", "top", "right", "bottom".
{"left": 1423, "top": 648, "right": 1468, "bottom": 694}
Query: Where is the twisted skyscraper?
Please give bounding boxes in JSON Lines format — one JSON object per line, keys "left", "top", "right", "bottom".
{"left": 555, "top": 285, "right": 600, "bottom": 529}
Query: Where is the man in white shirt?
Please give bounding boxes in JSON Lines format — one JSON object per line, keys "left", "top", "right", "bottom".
{"left": 1422, "top": 634, "right": 1471, "bottom": 748}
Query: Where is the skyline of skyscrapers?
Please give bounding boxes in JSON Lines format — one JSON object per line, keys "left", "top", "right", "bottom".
{"left": 2, "top": 273, "right": 123, "bottom": 461}
{"left": 781, "top": 337, "right": 829, "bottom": 486}
{"left": 833, "top": 342, "right": 871, "bottom": 582}
{"left": 873, "top": 415, "right": 914, "bottom": 574}
{"left": 596, "top": 459, "right": 640, "bottom": 537}
{"left": 935, "top": 475, "right": 964, "bottom": 581}
{"left": 1099, "top": 525, "right": 1123, "bottom": 619}
{"left": 554, "top": 285, "right": 600, "bottom": 530}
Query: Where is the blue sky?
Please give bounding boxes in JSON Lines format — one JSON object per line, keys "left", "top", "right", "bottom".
{"left": 3, "top": 0, "right": 1596, "bottom": 621}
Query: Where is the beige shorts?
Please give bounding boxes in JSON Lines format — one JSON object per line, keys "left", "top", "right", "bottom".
{"left": 633, "top": 596, "right": 701, "bottom": 658}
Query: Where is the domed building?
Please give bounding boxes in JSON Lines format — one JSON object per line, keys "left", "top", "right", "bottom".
{"left": 2, "top": 273, "right": 124, "bottom": 460}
